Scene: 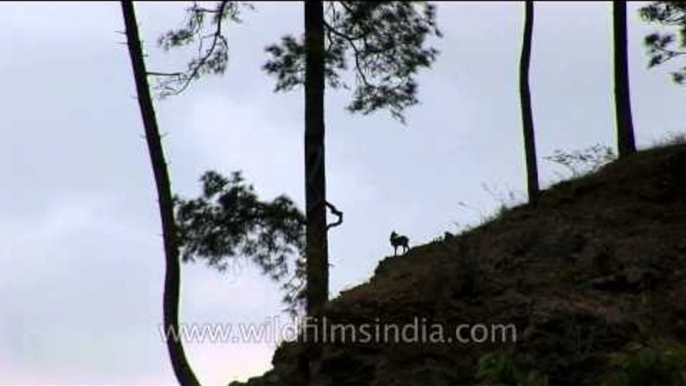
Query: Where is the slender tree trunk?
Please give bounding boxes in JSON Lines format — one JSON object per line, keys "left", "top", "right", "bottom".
{"left": 613, "top": 0, "right": 637, "bottom": 158}
{"left": 301, "top": 0, "right": 328, "bottom": 383}
{"left": 519, "top": 0, "right": 539, "bottom": 205}
{"left": 304, "top": 0, "right": 328, "bottom": 324}
{"left": 121, "top": 3, "right": 200, "bottom": 385}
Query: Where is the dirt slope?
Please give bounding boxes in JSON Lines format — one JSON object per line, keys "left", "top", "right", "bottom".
{"left": 232, "top": 143, "right": 686, "bottom": 386}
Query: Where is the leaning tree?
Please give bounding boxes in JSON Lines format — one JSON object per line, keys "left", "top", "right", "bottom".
{"left": 121, "top": 3, "right": 200, "bottom": 384}
{"left": 121, "top": 3, "right": 306, "bottom": 385}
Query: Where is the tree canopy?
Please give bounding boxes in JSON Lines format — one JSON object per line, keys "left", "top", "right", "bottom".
{"left": 640, "top": 1, "right": 686, "bottom": 84}
{"left": 264, "top": 1, "right": 441, "bottom": 122}
{"left": 175, "top": 171, "right": 305, "bottom": 281}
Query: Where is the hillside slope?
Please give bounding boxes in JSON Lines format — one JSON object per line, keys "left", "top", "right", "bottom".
{"left": 233, "top": 143, "right": 686, "bottom": 386}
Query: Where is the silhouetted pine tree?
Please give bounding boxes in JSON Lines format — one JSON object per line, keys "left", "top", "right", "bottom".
{"left": 519, "top": 0, "right": 539, "bottom": 204}
{"left": 264, "top": 2, "right": 442, "bottom": 381}
{"left": 156, "top": 2, "right": 441, "bottom": 325}
{"left": 302, "top": 0, "right": 328, "bottom": 334}
{"left": 120, "top": 3, "right": 200, "bottom": 385}
{"left": 263, "top": 0, "right": 441, "bottom": 313}
{"left": 122, "top": 4, "right": 307, "bottom": 385}
{"left": 613, "top": 0, "right": 637, "bottom": 158}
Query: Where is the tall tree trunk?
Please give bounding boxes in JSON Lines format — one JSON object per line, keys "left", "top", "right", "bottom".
{"left": 301, "top": 0, "right": 328, "bottom": 383}
{"left": 613, "top": 0, "right": 637, "bottom": 158}
{"left": 121, "top": 3, "right": 201, "bottom": 385}
{"left": 304, "top": 0, "right": 328, "bottom": 325}
{"left": 519, "top": 0, "right": 539, "bottom": 205}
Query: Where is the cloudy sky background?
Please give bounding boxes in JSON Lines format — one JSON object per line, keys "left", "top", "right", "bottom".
{"left": 1, "top": 1, "right": 685, "bottom": 384}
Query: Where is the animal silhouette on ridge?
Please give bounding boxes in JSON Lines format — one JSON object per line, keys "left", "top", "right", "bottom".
{"left": 390, "top": 231, "right": 410, "bottom": 256}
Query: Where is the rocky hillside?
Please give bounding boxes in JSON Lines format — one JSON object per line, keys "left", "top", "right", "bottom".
{"left": 232, "top": 143, "right": 686, "bottom": 386}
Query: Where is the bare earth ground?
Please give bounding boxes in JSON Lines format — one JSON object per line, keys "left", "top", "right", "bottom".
{"left": 232, "top": 143, "right": 686, "bottom": 386}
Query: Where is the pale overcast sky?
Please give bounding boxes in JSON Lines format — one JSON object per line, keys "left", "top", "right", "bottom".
{"left": 1, "top": 1, "right": 685, "bottom": 385}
